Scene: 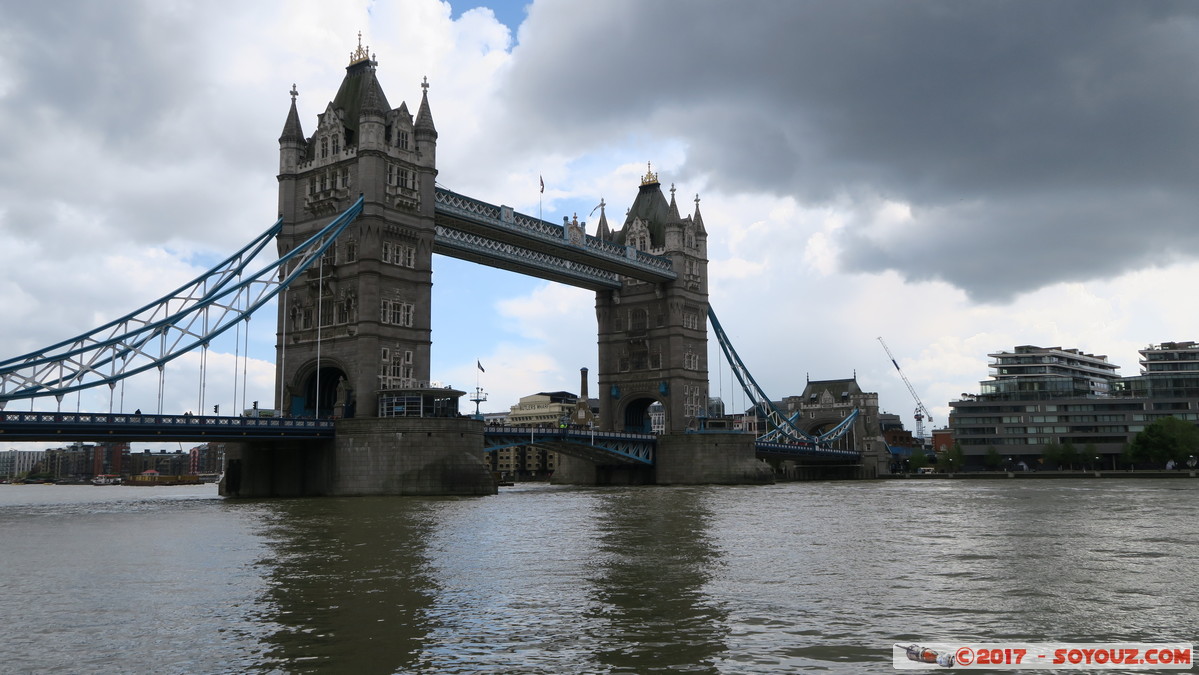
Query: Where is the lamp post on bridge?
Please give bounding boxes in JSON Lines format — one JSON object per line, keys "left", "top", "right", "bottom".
{"left": 470, "top": 387, "right": 486, "bottom": 420}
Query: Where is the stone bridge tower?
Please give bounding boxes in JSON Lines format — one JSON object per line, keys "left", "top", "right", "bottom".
{"left": 594, "top": 166, "right": 710, "bottom": 434}
{"left": 275, "top": 39, "right": 438, "bottom": 419}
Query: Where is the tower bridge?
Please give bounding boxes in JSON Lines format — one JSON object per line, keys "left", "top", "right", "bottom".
{"left": 0, "top": 42, "right": 884, "bottom": 495}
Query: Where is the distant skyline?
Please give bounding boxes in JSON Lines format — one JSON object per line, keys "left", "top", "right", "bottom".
{"left": 3, "top": 1, "right": 1199, "bottom": 449}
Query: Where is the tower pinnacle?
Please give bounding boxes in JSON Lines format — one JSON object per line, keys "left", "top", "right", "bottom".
{"left": 349, "top": 31, "right": 371, "bottom": 65}
{"left": 641, "top": 162, "right": 658, "bottom": 186}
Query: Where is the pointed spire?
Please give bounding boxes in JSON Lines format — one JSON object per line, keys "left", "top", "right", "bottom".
{"left": 596, "top": 199, "right": 611, "bottom": 240}
{"left": 666, "top": 182, "right": 681, "bottom": 222}
{"left": 360, "top": 71, "right": 386, "bottom": 116}
{"left": 279, "top": 83, "right": 305, "bottom": 143}
{"left": 692, "top": 193, "right": 706, "bottom": 234}
{"left": 415, "top": 76, "right": 437, "bottom": 137}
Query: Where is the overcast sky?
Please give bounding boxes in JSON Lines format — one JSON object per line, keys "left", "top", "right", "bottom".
{"left": 3, "top": 0, "right": 1199, "bottom": 448}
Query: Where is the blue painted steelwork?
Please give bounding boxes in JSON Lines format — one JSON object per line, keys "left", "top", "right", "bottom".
{"left": 433, "top": 187, "right": 677, "bottom": 288}
{"left": 708, "top": 307, "right": 859, "bottom": 449}
{"left": 0, "top": 410, "right": 333, "bottom": 442}
{"left": 0, "top": 197, "right": 365, "bottom": 406}
{"left": 483, "top": 426, "right": 654, "bottom": 465}
{"left": 754, "top": 439, "right": 861, "bottom": 461}
{"left": 434, "top": 224, "right": 623, "bottom": 289}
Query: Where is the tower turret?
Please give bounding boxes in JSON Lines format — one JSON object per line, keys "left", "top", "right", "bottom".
{"left": 663, "top": 183, "right": 685, "bottom": 252}
{"left": 278, "top": 84, "right": 306, "bottom": 221}
{"left": 279, "top": 84, "right": 306, "bottom": 172}
{"left": 595, "top": 199, "right": 611, "bottom": 241}
{"left": 414, "top": 77, "right": 438, "bottom": 165}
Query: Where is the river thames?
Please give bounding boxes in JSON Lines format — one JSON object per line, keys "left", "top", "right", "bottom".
{"left": 1, "top": 479, "right": 1195, "bottom": 674}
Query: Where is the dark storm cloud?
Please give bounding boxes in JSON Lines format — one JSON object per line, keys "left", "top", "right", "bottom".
{"left": 497, "top": 0, "right": 1199, "bottom": 301}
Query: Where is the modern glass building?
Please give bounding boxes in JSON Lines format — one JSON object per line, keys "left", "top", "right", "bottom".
{"left": 949, "top": 343, "right": 1199, "bottom": 468}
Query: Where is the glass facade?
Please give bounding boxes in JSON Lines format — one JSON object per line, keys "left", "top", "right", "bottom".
{"left": 949, "top": 343, "right": 1199, "bottom": 465}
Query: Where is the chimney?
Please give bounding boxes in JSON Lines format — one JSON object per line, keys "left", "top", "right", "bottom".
{"left": 579, "top": 367, "right": 589, "bottom": 401}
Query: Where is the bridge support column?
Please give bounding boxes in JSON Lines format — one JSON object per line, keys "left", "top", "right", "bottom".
{"left": 330, "top": 417, "right": 496, "bottom": 496}
{"left": 221, "top": 440, "right": 336, "bottom": 497}
{"left": 550, "top": 454, "right": 655, "bottom": 486}
{"left": 654, "top": 433, "right": 774, "bottom": 485}
{"left": 222, "top": 418, "right": 496, "bottom": 497}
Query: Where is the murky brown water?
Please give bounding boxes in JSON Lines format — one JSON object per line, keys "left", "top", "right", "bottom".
{"left": 1, "top": 480, "right": 1195, "bottom": 673}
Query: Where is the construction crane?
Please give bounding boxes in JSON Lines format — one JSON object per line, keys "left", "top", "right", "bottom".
{"left": 877, "top": 337, "right": 933, "bottom": 441}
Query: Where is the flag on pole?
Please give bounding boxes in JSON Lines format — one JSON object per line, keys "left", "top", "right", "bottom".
{"left": 477, "top": 360, "right": 485, "bottom": 373}
{"left": 539, "top": 175, "right": 544, "bottom": 194}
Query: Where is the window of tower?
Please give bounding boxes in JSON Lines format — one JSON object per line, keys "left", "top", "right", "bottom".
{"left": 319, "top": 295, "right": 335, "bottom": 327}
{"left": 332, "top": 135, "right": 340, "bottom": 155}
{"left": 380, "top": 299, "right": 415, "bottom": 327}
{"left": 381, "top": 241, "right": 416, "bottom": 268}
{"left": 630, "top": 309, "right": 648, "bottom": 332}
{"left": 320, "top": 137, "right": 329, "bottom": 159}
{"left": 398, "top": 131, "right": 409, "bottom": 150}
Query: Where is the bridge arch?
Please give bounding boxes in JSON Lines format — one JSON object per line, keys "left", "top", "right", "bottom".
{"left": 618, "top": 396, "right": 662, "bottom": 434}
{"left": 288, "top": 360, "right": 351, "bottom": 419}
{"left": 805, "top": 415, "right": 847, "bottom": 437}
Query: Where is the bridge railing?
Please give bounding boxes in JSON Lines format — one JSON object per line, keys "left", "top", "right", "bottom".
{"left": 0, "top": 411, "right": 334, "bottom": 431}
{"left": 754, "top": 440, "right": 861, "bottom": 459}
{"left": 484, "top": 425, "right": 656, "bottom": 442}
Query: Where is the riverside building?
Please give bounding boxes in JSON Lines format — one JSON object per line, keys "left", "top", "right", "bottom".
{"left": 949, "top": 342, "right": 1199, "bottom": 468}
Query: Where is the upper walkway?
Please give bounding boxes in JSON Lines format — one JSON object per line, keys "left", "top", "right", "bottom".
{"left": 433, "top": 188, "right": 678, "bottom": 290}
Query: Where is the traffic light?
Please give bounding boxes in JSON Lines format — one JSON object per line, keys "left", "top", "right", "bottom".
{"left": 253, "top": 401, "right": 258, "bottom": 410}
{"left": 213, "top": 404, "right": 219, "bottom": 414}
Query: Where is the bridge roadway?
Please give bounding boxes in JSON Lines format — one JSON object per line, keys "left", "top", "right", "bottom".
{"left": 0, "top": 411, "right": 333, "bottom": 443}
{"left": 483, "top": 426, "right": 861, "bottom": 466}
{"left": 0, "top": 412, "right": 860, "bottom": 464}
